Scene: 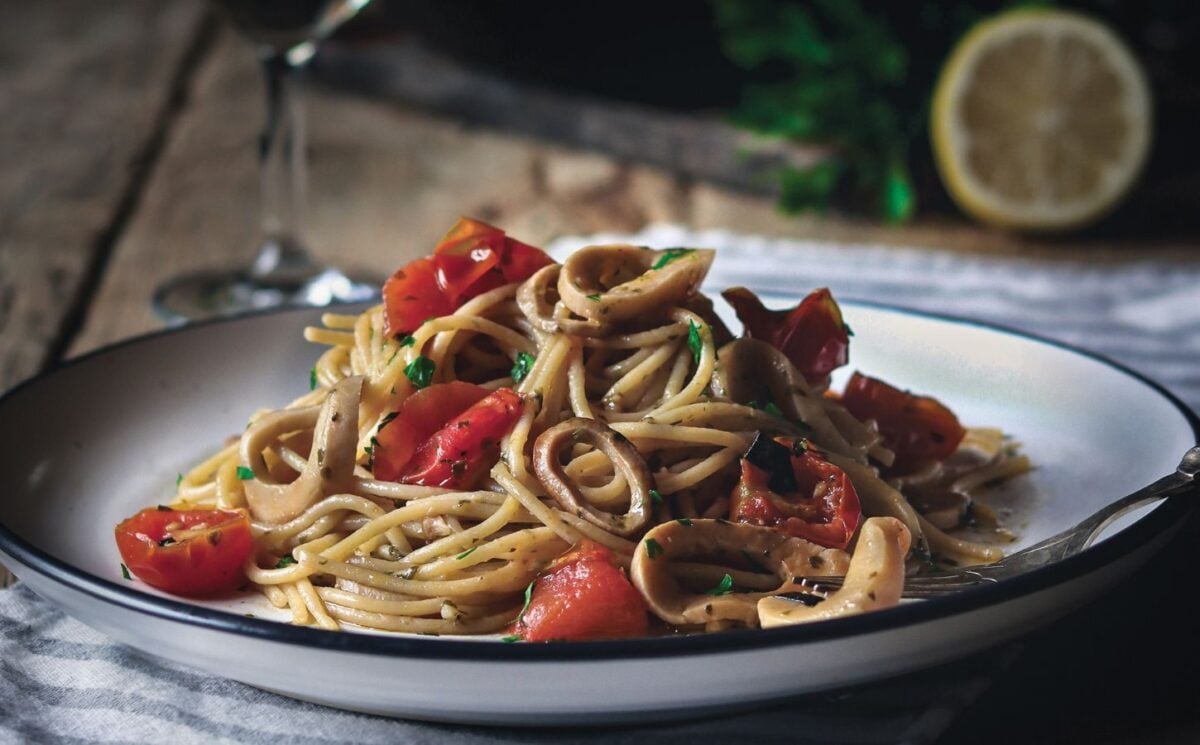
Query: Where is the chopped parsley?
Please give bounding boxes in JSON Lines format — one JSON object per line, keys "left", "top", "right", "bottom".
{"left": 398, "top": 333, "right": 416, "bottom": 347}
{"left": 651, "top": 248, "right": 696, "bottom": 270}
{"left": 235, "top": 466, "right": 254, "bottom": 480}
{"left": 379, "top": 411, "right": 400, "bottom": 428}
{"left": 511, "top": 352, "right": 536, "bottom": 384}
{"left": 404, "top": 355, "right": 436, "bottom": 389}
{"left": 456, "top": 546, "right": 478, "bottom": 560}
{"left": 120, "top": 563, "right": 132, "bottom": 581}
{"left": 844, "top": 323, "right": 855, "bottom": 337}
{"left": 644, "top": 538, "right": 664, "bottom": 559}
{"left": 676, "top": 518, "right": 693, "bottom": 527}
{"left": 586, "top": 293, "right": 602, "bottom": 302}
{"left": 500, "top": 634, "right": 521, "bottom": 643}
{"left": 687, "top": 321, "right": 704, "bottom": 364}
{"left": 706, "top": 573, "right": 734, "bottom": 596}
{"left": 275, "top": 556, "right": 296, "bottom": 569}
{"left": 649, "top": 488, "right": 663, "bottom": 507}
{"left": 309, "top": 367, "right": 318, "bottom": 391}
{"left": 515, "top": 579, "right": 536, "bottom": 624}
{"left": 175, "top": 473, "right": 184, "bottom": 488}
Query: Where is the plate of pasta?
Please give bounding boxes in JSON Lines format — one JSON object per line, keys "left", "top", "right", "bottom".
{"left": 0, "top": 219, "right": 1196, "bottom": 724}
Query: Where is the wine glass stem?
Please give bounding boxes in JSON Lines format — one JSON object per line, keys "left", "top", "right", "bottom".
{"left": 254, "top": 53, "right": 317, "bottom": 286}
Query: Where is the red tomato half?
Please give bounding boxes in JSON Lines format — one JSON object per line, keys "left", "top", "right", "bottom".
{"left": 383, "top": 218, "right": 555, "bottom": 336}
{"left": 730, "top": 442, "right": 861, "bottom": 549}
{"left": 840, "top": 372, "right": 966, "bottom": 475}
{"left": 114, "top": 508, "right": 252, "bottom": 597}
{"left": 513, "top": 540, "right": 648, "bottom": 642}
{"left": 373, "top": 384, "right": 523, "bottom": 489}
{"left": 722, "top": 286, "right": 850, "bottom": 385}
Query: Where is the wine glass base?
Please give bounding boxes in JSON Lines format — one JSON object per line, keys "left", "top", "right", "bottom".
{"left": 152, "top": 267, "right": 380, "bottom": 324}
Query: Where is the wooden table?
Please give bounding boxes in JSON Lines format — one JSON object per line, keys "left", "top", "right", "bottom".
{"left": 2, "top": 3, "right": 1198, "bottom": 743}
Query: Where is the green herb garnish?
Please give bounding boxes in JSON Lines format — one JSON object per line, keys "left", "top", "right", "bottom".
{"left": 511, "top": 352, "right": 536, "bottom": 384}
{"left": 379, "top": 411, "right": 399, "bottom": 428}
{"left": 500, "top": 634, "right": 521, "bottom": 643}
{"left": 652, "top": 248, "right": 696, "bottom": 270}
{"left": 706, "top": 573, "right": 734, "bottom": 596}
{"left": 763, "top": 401, "right": 783, "bottom": 418}
{"left": 120, "top": 563, "right": 132, "bottom": 581}
{"left": 515, "top": 579, "right": 536, "bottom": 624}
{"left": 456, "top": 546, "right": 478, "bottom": 560}
{"left": 309, "top": 367, "right": 318, "bottom": 391}
{"left": 677, "top": 518, "right": 693, "bottom": 527}
{"left": 275, "top": 556, "right": 296, "bottom": 569}
{"left": 398, "top": 334, "right": 416, "bottom": 348}
{"left": 649, "top": 488, "right": 663, "bottom": 507}
{"left": 586, "top": 293, "right": 602, "bottom": 302}
{"left": 175, "top": 473, "right": 184, "bottom": 488}
{"left": 687, "top": 321, "right": 704, "bottom": 364}
{"left": 844, "top": 323, "right": 855, "bottom": 337}
{"left": 644, "top": 538, "right": 664, "bottom": 559}
{"left": 236, "top": 466, "right": 254, "bottom": 480}
{"left": 404, "top": 355, "right": 436, "bottom": 389}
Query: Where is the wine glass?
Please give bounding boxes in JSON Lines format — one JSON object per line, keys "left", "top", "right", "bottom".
{"left": 152, "top": 0, "right": 379, "bottom": 323}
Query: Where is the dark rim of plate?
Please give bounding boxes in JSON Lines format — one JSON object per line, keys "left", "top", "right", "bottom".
{"left": 0, "top": 299, "right": 1196, "bottom": 662}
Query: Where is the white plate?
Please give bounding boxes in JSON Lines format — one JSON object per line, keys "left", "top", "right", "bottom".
{"left": 0, "top": 301, "right": 1195, "bottom": 725}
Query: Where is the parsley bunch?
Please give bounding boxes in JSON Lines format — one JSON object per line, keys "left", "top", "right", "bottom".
{"left": 712, "top": 0, "right": 1008, "bottom": 222}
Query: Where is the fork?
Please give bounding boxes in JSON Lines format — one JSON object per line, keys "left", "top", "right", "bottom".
{"left": 800, "top": 445, "right": 1200, "bottom": 599}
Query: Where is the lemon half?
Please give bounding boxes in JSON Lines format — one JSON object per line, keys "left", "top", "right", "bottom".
{"left": 932, "top": 9, "right": 1151, "bottom": 231}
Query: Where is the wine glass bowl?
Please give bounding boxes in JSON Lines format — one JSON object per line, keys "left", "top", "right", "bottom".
{"left": 152, "top": 0, "right": 378, "bottom": 323}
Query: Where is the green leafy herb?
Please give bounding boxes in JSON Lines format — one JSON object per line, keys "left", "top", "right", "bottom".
{"left": 706, "top": 573, "right": 734, "bottom": 596}
{"left": 844, "top": 323, "right": 855, "bottom": 337}
{"left": 379, "top": 411, "right": 399, "bottom": 428}
{"left": 120, "top": 563, "right": 132, "bottom": 581}
{"left": 404, "top": 355, "right": 436, "bottom": 389}
{"left": 763, "top": 401, "right": 783, "bottom": 418}
{"left": 649, "top": 488, "right": 664, "bottom": 507}
{"left": 652, "top": 248, "right": 696, "bottom": 270}
{"left": 687, "top": 321, "right": 704, "bottom": 364}
{"left": 500, "top": 634, "right": 521, "bottom": 643}
{"left": 275, "top": 556, "right": 296, "bottom": 569}
{"left": 644, "top": 538, "right": 664, "bottom": 559}
{"left": 586, "top": 293, "right": 602, "bottom": 302}
{"left": 236, "top": 466, "right": 254, "bottom": 480}
{"left": 677, "top": 518, "right": 693, "bottom": 527}
{"left": 398, "top": 334, "right": 416, "bottom": 347}
{"left": 175, "top": 473, "right": 184, "bottom": 488}
{"left": 511, "top": 352, "right": 536, "bottom": 384}
{"left": 309, "top": 367, "right": 318, "bottom": 391}
{"left": 456, "top": 546, "right": 478, "bottom": 560}
{"left": 515, "top": 579, "right": 536, "bottom": 624}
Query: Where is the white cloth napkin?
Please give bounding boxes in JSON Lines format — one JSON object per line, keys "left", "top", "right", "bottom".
{"left": 4, "top": 226, "right": 1197, "bottom": 744}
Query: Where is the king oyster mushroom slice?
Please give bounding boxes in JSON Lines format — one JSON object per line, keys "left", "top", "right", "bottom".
{"left": 558, "top": 245, "right": 715, "bottom": 323}
{"left": 630, "top": 519, "right": 850, "bottom": 628}
{"left": 241, "top": 376, "right": 364, "bottom": 525}
{"left": 712, "top": 338, "right": 864, "bottom": 461}
{"left": 516, "top": 263, "right": 610, "bottom": 337}
{"left": 758, "top": 516, "right": 911, "bottom": 628}
{"left": 532, "top": 417, "right": 653, "bottom": 537}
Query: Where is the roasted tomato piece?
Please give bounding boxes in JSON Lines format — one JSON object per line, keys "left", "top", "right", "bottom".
{"left": 372, "top": 381, "right": 492, "bottom": 482}
{"left": 399, "top": 387, "right": 522, "bottom": 488}
{"left": 840, "top": 371, "right": 965, "bottom": 474}
{"left": 730, "top": 438, "right": 862, "bottom": 549}
{"left": 513, "top": 540, "right": 648, "bottom": 642}
{"left": 383, "top": 218, "right": 554, "bottom": 336}
{"left": 114, "top": 507, "right": 252, "bottom": 597}
{"left": 382, "top": 256, "right": 456, "bottom": 336}
{"left": 722, "top": 286, "right": 850, "bottom": 385}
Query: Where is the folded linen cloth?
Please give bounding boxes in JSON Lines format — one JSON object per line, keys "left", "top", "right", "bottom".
{"left": 4, "top": 226, "right": 1197, "bottom": 744}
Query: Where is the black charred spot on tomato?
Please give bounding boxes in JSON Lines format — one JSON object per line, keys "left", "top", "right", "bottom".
{"left": 744, "top": 432, "right": 798, "bottom": 494}
{"left": 208, "top": 530, "right": 222, "bottom": 546}
{"left": 450, "top": 460, "right": 469, "bottom": 478}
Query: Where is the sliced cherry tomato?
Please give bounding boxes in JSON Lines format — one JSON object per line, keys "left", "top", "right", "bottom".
{"left": 383, "top": 218, "right": 554, "bottom": 336}
{"left": 372, "top": 381, "right": 492, "bottom": 482}
{"left": 730, "top": 440, "right": 861, "bottom": 549}
{"left": 722, "top": 286, "right": 850, "bottom": 385}
{"left": 114, "top": 507, "right": 252, "bottom": 597}
{"left": 840, "top": 371, "right": 966, "bottom": 475}
{"left": 513, "top": 540, "right": 648, "bottom": 642}
{"left": 382, "top": 256, "right": 455, "bottom": 336}
{"left": 375, "top": 386, "right": 522, "bottom": 489}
